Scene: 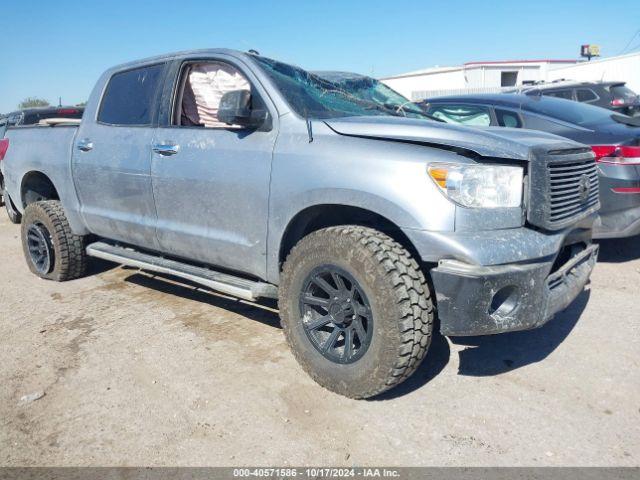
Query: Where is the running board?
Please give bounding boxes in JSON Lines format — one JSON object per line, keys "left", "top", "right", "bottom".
{"left": 86, "top": 242, "right": 278, "bottom": 301}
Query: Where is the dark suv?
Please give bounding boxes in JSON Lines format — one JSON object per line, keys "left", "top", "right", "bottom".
{"left": 522, "top": 81, "right": 639, "bottom": 116}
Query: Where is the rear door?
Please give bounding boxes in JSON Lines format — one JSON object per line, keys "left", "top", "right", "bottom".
{"left": 150, "top": 56, "right": 278, "bottom": 278}
{"left": 72, "top": 63, "right": 167, "bottom": 249}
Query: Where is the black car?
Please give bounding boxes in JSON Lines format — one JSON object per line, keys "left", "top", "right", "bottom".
{"left": 1, "top": 105, "right": 84, "bottom": 127}
{"left": 521, "top": 81, "right": 640, "bottom": 116}
{"left": 420, "top": 94, "right": 640, "bottom": 239}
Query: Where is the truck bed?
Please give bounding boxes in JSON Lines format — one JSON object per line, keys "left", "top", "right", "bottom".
{"left": 2, "top": 125, "right": 83, "bottom": 230}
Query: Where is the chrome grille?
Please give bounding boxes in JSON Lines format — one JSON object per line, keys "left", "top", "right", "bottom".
{"left": 548, "top": 159, "right": 599, "bottom": 227}
{"left": 526, "top": 148, "right": 600, "bottom": 231}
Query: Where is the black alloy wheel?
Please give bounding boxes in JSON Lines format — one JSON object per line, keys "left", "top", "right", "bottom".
{"left": 26, "top": 221, "right": 54, "bottom": 274}
{"left": 299, "top": 265, "right": 373, "bottom": 364}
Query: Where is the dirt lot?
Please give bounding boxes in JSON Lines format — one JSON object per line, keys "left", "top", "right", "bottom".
{"left": 0, "top": 213, "right": 638, "bottom": 466}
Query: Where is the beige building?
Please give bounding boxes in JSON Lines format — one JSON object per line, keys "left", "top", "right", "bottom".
{"left": 382, "top": 52, "right": 640, "bottom": 100}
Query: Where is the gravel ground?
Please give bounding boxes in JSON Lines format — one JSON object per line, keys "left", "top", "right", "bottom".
{"left": 0, "top": 213, "right": 638, "bottom": 466}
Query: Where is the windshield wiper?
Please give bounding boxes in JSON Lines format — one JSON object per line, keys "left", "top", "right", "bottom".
{"left": 319, "top": 87, "right": 405, "bottom": 117}
{"left": 318, "top": 86, "right": 440, "bottom": 121}
{"left": 381, "top": 102, "right": 444, "bottom": 122}
{"left": 363, "top": 103, "right": 404, "bottom": 117}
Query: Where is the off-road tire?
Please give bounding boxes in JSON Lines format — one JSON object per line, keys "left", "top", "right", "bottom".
{"left": 279, "top": 226, "right": 434, "bottom": 399}
{"left": 21, "top": 200, "right": 87, "bottom": 281}
{"left": 4, "top": 190, "right": 22, "bottom": 224}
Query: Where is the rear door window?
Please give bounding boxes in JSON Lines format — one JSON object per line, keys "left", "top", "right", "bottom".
{"left": 542, "top": 89, "right": 573, "bottom": 100}
{"left": 98, "top": 63, "right": 166, "bottom": 126}
{"left": 495, "top": 109, "right": 522, "bottom": 128}
{"left": 428, "top": 104, "right": 492, "bottom": 126}
{"left": 576, "top": 89, "right": 598, "bottom": 102}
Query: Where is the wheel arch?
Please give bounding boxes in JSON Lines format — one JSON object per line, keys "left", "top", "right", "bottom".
{"left": 278, "top": 204, "right": 422, "bottom": 272}
{"left": 20, "top": 170, "right": 60, "bottom": 208}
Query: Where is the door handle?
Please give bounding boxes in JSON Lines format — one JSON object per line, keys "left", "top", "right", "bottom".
{"left": 152, "top": 143, "right": 180, "bottom": 156}
{"left": 76, "top": 139, "right": 93, "bottom": 152}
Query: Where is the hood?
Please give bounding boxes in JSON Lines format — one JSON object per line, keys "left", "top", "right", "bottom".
{"left": 324, "top": 116, "right": 582, "bottom": 161}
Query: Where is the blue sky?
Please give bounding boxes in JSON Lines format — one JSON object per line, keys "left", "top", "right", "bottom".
{"left": 0, "top": 0, "right": 638, "bottom": 113}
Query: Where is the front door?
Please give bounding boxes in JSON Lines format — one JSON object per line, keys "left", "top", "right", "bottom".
{"left": 151, "top": 58, "right": 278, "bottom": 278}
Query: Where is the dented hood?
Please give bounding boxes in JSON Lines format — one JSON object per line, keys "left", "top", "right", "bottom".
{"left": 324, "top": 116, "right": 582, "bottom": 161}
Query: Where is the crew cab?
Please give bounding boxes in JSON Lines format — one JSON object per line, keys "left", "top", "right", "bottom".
{"left": 0, "top": 49, "right": 600, "bottom": 398}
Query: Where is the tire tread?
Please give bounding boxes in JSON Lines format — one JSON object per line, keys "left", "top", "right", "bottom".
{"left": 22, "top": 200, "right": 87, "bottom": 281}
{"left": 280, "top": 225, "right": 434, "bottom": 399}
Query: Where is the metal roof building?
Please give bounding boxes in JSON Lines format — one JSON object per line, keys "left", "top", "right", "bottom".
{"left": 381, "top": 52, "right": 640, "bottom": 101}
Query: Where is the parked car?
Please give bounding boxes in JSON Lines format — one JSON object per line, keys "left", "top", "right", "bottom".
{"left": 1, "top": 50, "right": 599, "bottom": 398}
{"left": 2, "top": 105, "right": 84, "bottom": 128}
{"left": 421, "top": 94, "right": 640, "bottom": 238}
{"left": 521, "top": 81, "right": 640, "bottom": 116}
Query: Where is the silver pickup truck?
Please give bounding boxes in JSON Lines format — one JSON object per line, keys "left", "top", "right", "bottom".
{"left": 0, "top": 49, "right": 600, "bottom": 398}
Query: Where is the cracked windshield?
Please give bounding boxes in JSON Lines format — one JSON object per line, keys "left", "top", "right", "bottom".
{"left": 252, "top": 55, "right": 432, "bottom": 120}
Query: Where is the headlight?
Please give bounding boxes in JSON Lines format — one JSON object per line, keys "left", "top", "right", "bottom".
{"left": 428, "top": 162, "right": 523, "bottom": 208}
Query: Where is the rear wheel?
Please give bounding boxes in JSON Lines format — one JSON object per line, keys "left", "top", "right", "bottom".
{"left": 4, "top": 190, "right": 22, "bottom": 224}
{"left": 279, "top": 226, "right": 434, "bottom": 399}
{"left": 21, "top": 200, "right": 87, "bottom": 281}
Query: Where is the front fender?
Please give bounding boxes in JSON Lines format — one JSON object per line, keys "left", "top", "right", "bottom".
{"left": 265, "top": 122, "right": 461, "bottom": 284}
{"left": 266, "top": 186, "right": 455, "bottom": 284}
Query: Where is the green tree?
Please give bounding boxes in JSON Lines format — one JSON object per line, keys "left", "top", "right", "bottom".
{"left": 18, "top": 97, "right": 50, "bottom": 109}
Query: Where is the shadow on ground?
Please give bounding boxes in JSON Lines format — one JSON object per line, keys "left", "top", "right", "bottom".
{"left": 450, "top": 289, "right": 590, "bottom": 376}
{"left": 120, "top": 268, "right": 452, "bottom": 400}
{"left": 86, "top": 258, "right": 120, "bottom": 276}
{"left": 124, "top": 271, "right": 281, "bottom": 329}
{"left": 596, "top": 235, "right": 640, "bottom": 263}
{"left": 112, "top": 266, "right": 590, "bottom": 398}
{"left": 371, "top": 332, "right": 451, "bottom": 401}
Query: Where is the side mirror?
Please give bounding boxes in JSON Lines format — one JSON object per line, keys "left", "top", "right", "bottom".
{"left": 218, "top": 90, "right": 268, "bottom": 129}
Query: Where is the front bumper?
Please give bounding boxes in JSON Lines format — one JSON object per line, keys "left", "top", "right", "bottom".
{"left": 430, "top": 243, "right": 598, "bottom": 336}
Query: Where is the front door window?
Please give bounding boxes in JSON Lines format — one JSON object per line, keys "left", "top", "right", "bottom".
{"left": 178, "top": 63, "right": 250, "bottom": 128}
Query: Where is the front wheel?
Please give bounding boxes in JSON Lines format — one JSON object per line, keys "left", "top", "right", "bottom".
{"left": 279, "top": 226, "right": 434, "bottom": 399}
